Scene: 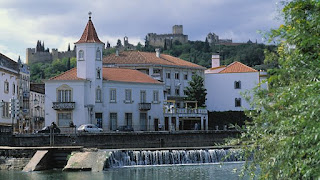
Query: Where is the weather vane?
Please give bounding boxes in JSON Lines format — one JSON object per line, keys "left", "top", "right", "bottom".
{"left": 88, "top": 11, "right": 92, "bottom": 20}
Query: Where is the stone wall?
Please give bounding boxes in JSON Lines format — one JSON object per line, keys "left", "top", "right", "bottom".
{"left": 11, "top": 131, "right": 239, "bottom": 148}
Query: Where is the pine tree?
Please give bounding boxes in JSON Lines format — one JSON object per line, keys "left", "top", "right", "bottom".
{"left": 67, "top": 57, "right": 71, "bottom": 70}
{"left": 185, "top": 74, "right": 207, "bottom": 107}
{"left": 68, "top": 43, "right": 71, "bottom": 51}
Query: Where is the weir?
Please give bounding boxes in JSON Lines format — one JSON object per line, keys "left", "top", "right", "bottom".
{"left": 106, "top": 149, "right": 244, "bottom": 168}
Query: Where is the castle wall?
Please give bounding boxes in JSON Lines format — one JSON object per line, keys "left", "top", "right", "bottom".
{"left": 147, "top": 33, "right": 188, "bottom": 48}
{"left": 26, "top": 48, "right": 52, "bottom": 64}
{"left": 26, "top": 48, "right": 75, "bottom": 65}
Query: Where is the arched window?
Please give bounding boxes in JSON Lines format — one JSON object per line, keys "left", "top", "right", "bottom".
{"left": 96, "top": 48, "right": 101, "bottom": 61}
{"left": 234, "top": 81, "right": 241, "bottom": 89}
{"left": 56, "top": 84, "right": 73, "bottom": 102}
{"left": 235, "top": 98, "right": 241, "bottom": 107}
{"left": 78, "top": 50, "right": 84, "bottom": 60}
{"left": 96, "top": 87, "right": 102, "bottom": 102}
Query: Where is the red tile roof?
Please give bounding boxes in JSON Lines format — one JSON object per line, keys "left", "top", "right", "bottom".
{"left": 103, "top": 51, "right": 205, "bottom": 69}
{"left": 75, "top": 18, "right": 103, "bottom": 44}
{"left": 49, "top": 67, "right": 161, "bottom": 84}
{"left": 219, "top": 61, "right": 257, "bottom": 73}
{"left": 49, "top": 68, "right": 85, "bottom": 80}
{"left": 102, "top": 68, "right": 161, "bottom": 84}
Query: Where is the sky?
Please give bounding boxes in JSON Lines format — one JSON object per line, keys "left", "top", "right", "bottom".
{"left": 0, "top": 0, "right": 283, "bottom": 63}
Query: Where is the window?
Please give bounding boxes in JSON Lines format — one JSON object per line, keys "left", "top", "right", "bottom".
{"left": 235, "top": 98, "right": 241, "bottom": 107}
{"left": 175, "top": 88, "right": 180, "bottom": 96}
{"left": 96, "top": 68, "right": 101, "bottom": 79}
{"left": 110, "top": 113, "right": 117, "bottom": 130}
{"left": 110, "top": 89, "right": 116, "bottom": 103}
{"left": 153, "top": 90, "right": 159, "bottom": 103}
{"left": 125, "top": 89, "right": 132, "bottom": 102}
{"left": 12, "top": 83, "right": 15, "bottom": 95}
{"left": 167, "top": 87, "right": 171, "bottom": 95}
{"left": 140, "top": 90, "right": 146, "bottom": 103}
{"left": 96, "top": 87, "right": 102, "bottom": 102}
{"left": 234, "top": 81, "right": 241, "bottom": 89}
{"left": 175, "top": 72, "right": 179, "bottom": 80}
{"left": 125, "top": 113, "right": 132, "bottom": 126}
{"left": 153, "top": 69, "right": 160, "bottom": 74}
{"left": 2, "top": 102, "right": 9, "bottom": 118}
{"left": 58, "top": 112, "right": 71, "bottom": 127}
{"left": 140, "top": 113, "right": 147, "bottom": 131}
{"left": 166, "top": 72, "right": 171, "bottom": 79}
{"left": 96, "top": 48, "right": 101, "bottom": 61}
{"left": 184, "top": 90, "right": 188, "bottom": 96}
{"left": 57, "top": 90, "right": 72, "bottom": 102}
{"left": 184, "top": 73, "right": 188, "bottom": 80}
{"left": 78, "top": 50, "right": 84, "bottom": 60}
{"left": 4, "top": 80, "right": 9, "bottom": 93}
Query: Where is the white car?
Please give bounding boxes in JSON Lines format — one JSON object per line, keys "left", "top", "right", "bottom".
{"left": 77, "top": 124, "right": 103, "bottom": 133}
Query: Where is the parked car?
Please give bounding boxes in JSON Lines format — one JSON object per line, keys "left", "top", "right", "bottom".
{"left": 36, "top": 126, "right": 61, "bottom": 134}
{"left": 116, "top": 125, "right": 134, "bottom": 132}
{"left": 77, "top": 124, "right": 103, "bottom": 133}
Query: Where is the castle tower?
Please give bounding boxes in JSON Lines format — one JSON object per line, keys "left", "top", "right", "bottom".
{"left": 172, "top": 25, "right": 183, "bottom": 35}
{"left": 75, "top": 12, "right": 104, "bottom": 105}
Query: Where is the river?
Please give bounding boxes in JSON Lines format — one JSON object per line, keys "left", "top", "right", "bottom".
{"left": 0, "top": 162, "right": 249, "bottom": 180}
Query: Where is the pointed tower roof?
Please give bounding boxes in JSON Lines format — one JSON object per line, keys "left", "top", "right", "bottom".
{"left": 75, "top": 12, "right": 104, "bottom": 44}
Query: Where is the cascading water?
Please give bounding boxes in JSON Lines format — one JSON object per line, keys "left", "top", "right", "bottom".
{"left": 106, "top": 149, "right": 244, "bottom": 168}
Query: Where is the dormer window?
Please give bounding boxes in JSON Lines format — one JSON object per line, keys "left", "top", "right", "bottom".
{"left": 96, "top": 48, "right": 101, "bottom": 61}
{"left": 234, "top": 81, "right": 241, "bottom": 89}
{"left": 78, "top": 50, "right": 84, "bottom": 60}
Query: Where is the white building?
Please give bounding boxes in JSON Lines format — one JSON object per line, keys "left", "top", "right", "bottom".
{"left": 0, "top": 53, "right": 19, "bottom": 127}
{"left": 30, "top": 83, "right": 45, "bottom": 131}
{"left": 205, "top": 55, "right": 267, "bottom": 112}
{"left": 45, "top": 14, "right": 164, "bottom": 131}
{"left": 103, "top": 49, "right": 206, "bottom": 108}
{"left": 103, "top": 43, "right": 209, "bottom": 131}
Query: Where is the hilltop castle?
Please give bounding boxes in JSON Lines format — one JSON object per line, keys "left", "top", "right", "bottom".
{"left": 146, "top": 25, "right": 188, "bottom": 48}
{"left": 26, "top": 40, "right": 76, "bottom": 64}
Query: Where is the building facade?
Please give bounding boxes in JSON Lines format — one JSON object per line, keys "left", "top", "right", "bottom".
{"left": 30, "top": 83, "right": 45, "bottom": 131}
{"left": 205, "top": 55, "right": 267, "bottom": 112}
{"left": 103, "top": 49, "right": 209, "bottom": 130}
{"left": 0, "top": 53, "right": 31, "bottom": 133}
{"left": 45, "top": 15, "right": 164, "bottom": 132}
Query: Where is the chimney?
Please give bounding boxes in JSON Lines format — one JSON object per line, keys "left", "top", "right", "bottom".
{"left": 155, "top": 48, "right": 160, "bottom": 58}
{"left": 115, "top": 49, "right": 119, "bottom": 56}
{"left": 211, "top": 54, "right": 220, "bottom": 68}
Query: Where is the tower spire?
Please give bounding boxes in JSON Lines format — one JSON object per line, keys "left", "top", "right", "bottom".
{"left": 88, "top": 11, "right": 92, "bottom": 20}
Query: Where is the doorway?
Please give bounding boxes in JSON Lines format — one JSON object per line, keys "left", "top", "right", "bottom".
{"left": 95, "top": 113, "right": 102, "bottom": 128}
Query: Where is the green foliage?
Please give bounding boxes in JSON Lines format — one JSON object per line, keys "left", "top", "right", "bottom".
{"left": 161, "top": 40, "right": 276, "bottom": 69}
{"left": 239, "top": 1, "right": 320, "bottom": 179}
{"left": 30, "top": 57, "right": 77, "bottom": 82}
{"left": 185, "top": 74, "right": 207, "bottom": 107}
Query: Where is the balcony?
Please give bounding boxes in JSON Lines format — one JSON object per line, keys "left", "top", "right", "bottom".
{"left": 163, "top": 107, "right": 207, "bottom": 114}
{"left": 139, "top": 103, "right": 151, "bottom": 111}
{"left": 52, "top": 102, "right": 75, "bottom": 110}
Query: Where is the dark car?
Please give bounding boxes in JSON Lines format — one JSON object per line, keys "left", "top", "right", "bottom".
{"left": 116, "top": 125, "right": 134, "bottom": 132}
{"left": 36, "top": 126, "right": 61, "bottom": 134}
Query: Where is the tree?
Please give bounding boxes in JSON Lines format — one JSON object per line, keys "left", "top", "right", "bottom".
{"left": 239, "top": 1, "right": 320, "bottom": 179}
{"left": 185, "top": 74, "right": 207, "bottom": 107}
{"left": 116, "top": 39, "right": 122, "bottom": 47}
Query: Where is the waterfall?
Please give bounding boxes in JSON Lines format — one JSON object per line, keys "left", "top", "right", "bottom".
{"left": 106, "top": 149, "right": 244, "bottom": 168}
